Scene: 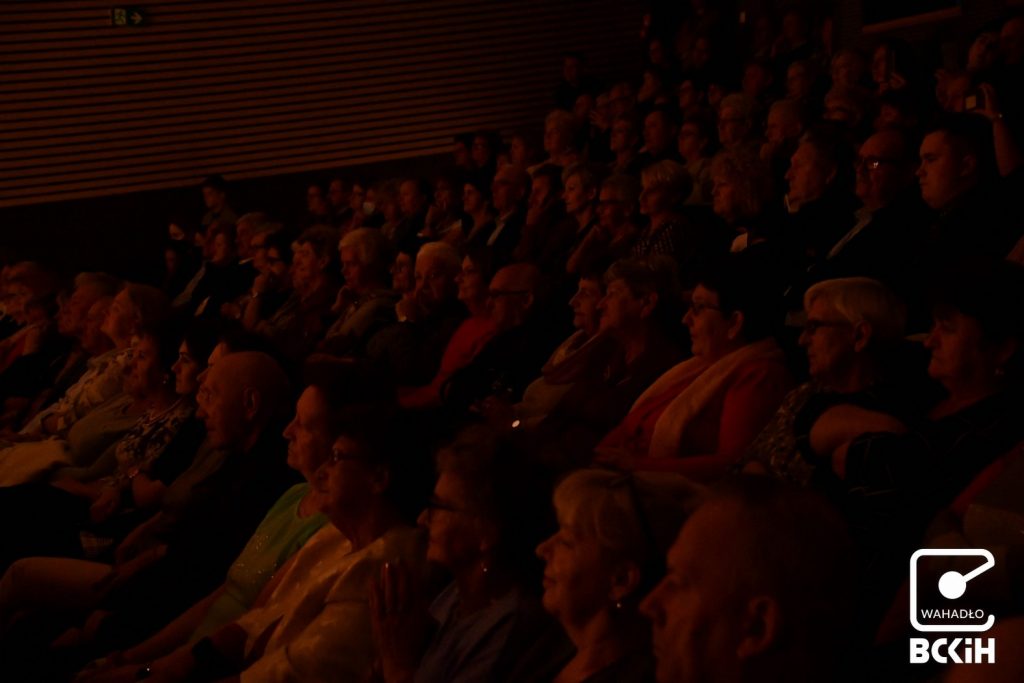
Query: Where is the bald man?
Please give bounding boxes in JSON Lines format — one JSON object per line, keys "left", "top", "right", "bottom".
{"left": 641, "top": 477, "right": 855, "bottom": 683}
{"left": 83, "top": 351, "right": 296, "bottom": 650}
{"left": 361, "top": 242, "right": 465, "bottom": 385}
{"left": 445, "top": 263, "right": 561, "bottom": 412}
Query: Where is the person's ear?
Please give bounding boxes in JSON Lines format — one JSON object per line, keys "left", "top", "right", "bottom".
{"left": 317, "top": 254, "right": 330, "bottom": 272}
{"left": 825, "top": 163, "right": 838, "bottom": 186}
{"left": 993, "top": 337, "right": 1018, "bottom": 373}
{"left": 608, "top": 560, "right": 643, "bottom": 604}
{"left": 639, "top": 292, "right": 659, "bottom": 320}
{"left": 852, "top": 320, "right": 872, "bottom": 353}
{"left": 524, "top": 292, "right": 535, "bottom": 311}
{"left": 727, "top": 311, "right": 745, "bottom": 341}
{"left": 960, "top": 153, "right": 978, "bottom": 179}
{"left": 242, "top": 387, "right": 261, "bottom": 421}
{"left": 736, "top": 595, "right": 781, "bottom": 660}
{"left": 370, "top": 464, "right": 391, "bottom": 497}
{"left": 586, "top": 186, "right": 598, "bottom": 204}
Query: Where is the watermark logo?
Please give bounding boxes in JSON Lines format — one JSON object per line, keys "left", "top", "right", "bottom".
{"left": 909, "top": 549, "right": 996, "bottom": 664}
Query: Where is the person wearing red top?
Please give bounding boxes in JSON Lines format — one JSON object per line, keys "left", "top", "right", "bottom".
{"left": 596, "top": 255, "right": 793, "bottom": 481}
{"left": 398, "top": 249, "right": 497, "bottom": 409}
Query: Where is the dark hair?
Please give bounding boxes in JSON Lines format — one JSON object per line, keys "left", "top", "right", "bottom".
{"left": 531, "top": 164, "right": 564, "bottom": 197}
{"left": 181, "top": 319, "right": 220, "bottom": 374}
{"left": 201, "top": 174, "right": 228, "bottom": 193}
{"left": 695, "top": 253, "right": 777, "bottom": 342}
{"left": 927, "top": 114, "right": 997, "bottom": 181}
{"left": 137, "top": 321, "right": 184, "bottom": 376}
{"left": 463, "top": 244, "right": 497, "bottom": 285}
{"left": 930, "top": 258, "right": 1024, "bottom": 349}
{"left": 295, "top": 225, "right": 340, "bottom": 271}
{"left": 263, "top": 229, "right": 295, "bottom": 264}
{"left": 334, "top": 403, "right": 429, "bottom": 522}
{"left": 436, "top": 426, "right": 554, "bottom": 585}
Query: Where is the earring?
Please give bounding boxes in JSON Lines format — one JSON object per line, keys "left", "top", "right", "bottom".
{"left": 481, "top": 560, "right": 490, "bottom": 575}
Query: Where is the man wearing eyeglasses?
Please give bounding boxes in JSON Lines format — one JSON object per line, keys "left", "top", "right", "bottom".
{"left": 444, "top": 263, "right": 561, "bottom": 414}
{"left": 818, "top": 129, "right": 928, "bottom": 287}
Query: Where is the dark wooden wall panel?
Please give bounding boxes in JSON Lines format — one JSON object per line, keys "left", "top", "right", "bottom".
{"left": 0, "top": 0, "right": 643, "bottom": 208}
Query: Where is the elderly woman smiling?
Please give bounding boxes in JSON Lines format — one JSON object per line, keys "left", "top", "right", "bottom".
{"left": 596, "top": 255, "right": 792, "bottom": 481}
{"left": 527, "top": 469, "right": 699, "bottom": 683}
{"left": 741, "top": 277, "right": 910, "bottom": 485}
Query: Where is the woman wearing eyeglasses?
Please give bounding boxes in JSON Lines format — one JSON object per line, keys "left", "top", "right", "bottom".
{"left": 740, "top": 277, "right": 912, "bottom": 485}
{"left": 596, "top": 254, "right": 792, "bottom": 482}
{"left": 108, "top": 408, "right": 422, "bottom": 682}
{"left": 369, "top": 426, "right": 553, "bottom": 683}
{"left": 523, "top": 469, "right": 698, "bottom": 683}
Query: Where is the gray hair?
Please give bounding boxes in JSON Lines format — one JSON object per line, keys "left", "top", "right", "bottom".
{"left": 804, "top": 277, "right": 906, "bottom": 342}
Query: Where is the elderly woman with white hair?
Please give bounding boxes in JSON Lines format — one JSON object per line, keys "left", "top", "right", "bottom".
{"left": 741, "top": 277, "right": 911, "bottom": 485}
{"left": 316, "top": 228, "right": 398, "bottom": 357}
{"left": 519, "top": 469, "right": 699, "bottom": 682}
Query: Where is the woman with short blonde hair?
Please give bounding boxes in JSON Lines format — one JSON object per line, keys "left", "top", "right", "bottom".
{"left": 528, "top": 469, "right": 699, "bottom": 682}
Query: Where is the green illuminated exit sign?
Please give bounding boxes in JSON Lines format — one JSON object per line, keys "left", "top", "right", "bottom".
{"left": 110, "top": 7, "right": 146, "bottom": 27}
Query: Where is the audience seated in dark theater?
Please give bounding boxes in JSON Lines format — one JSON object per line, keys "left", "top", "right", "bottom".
{"left": 246, "top": 226, "right": 339, "bottom": 363}
{"left": 6, "top": 7, "right": 1024, "bottom": 681}
{"left": 808, "top": 260, "right": 1024, "bottom": 625}
{"left": 0, "top": 322, "right": 211, "bottom": 579}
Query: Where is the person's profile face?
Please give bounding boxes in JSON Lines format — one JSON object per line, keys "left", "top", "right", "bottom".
{"left": 456, "top": 256, "right": 485, "bottom": 305}
{"left": 418, "top": 471, "right": 482, "bottom": 569}
{"left": 711, "top": 172, "right": 739, "bottom": 221}
{"left": 462, "top": 184, "right": 484, "bottom": 214}
{"left": 923, "top": 310, "right": 993, "bottom": 387}
{"left": 283, "top": 387, "right": 332, "bottom": 481}
{"left": 597, "top": 187, "right": 628, "bottom": 231}
{"left": 339, "top": 246, "right": 366, "bottom": 292}
{"left": 562, "top": 174, "right": 590, "bottom": 215}
{"left": 799, "top": 298, "right": 857, "bottom": 385}
{"left": 785, "top": 142, "right": 829, "bottom": 210}
{"left": 597, "top": 278, "right": 645, "bottom": 333}
{"left": 916, "top": 132, "right": 963, "bottom": 210}
{"left": 640, "top": 502, "right": 739, "bottom": 683}
{"left": 569, "top": 277, "right": 602, "bottom": 333}
{"left": 171, "top": 341, "right": 202, "bottom": 397}
{"left": 202, "top": 186, "right": 224, "bottom": 211}
{"left": 536, "top": 519, "right": 617, "bottom": 628}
